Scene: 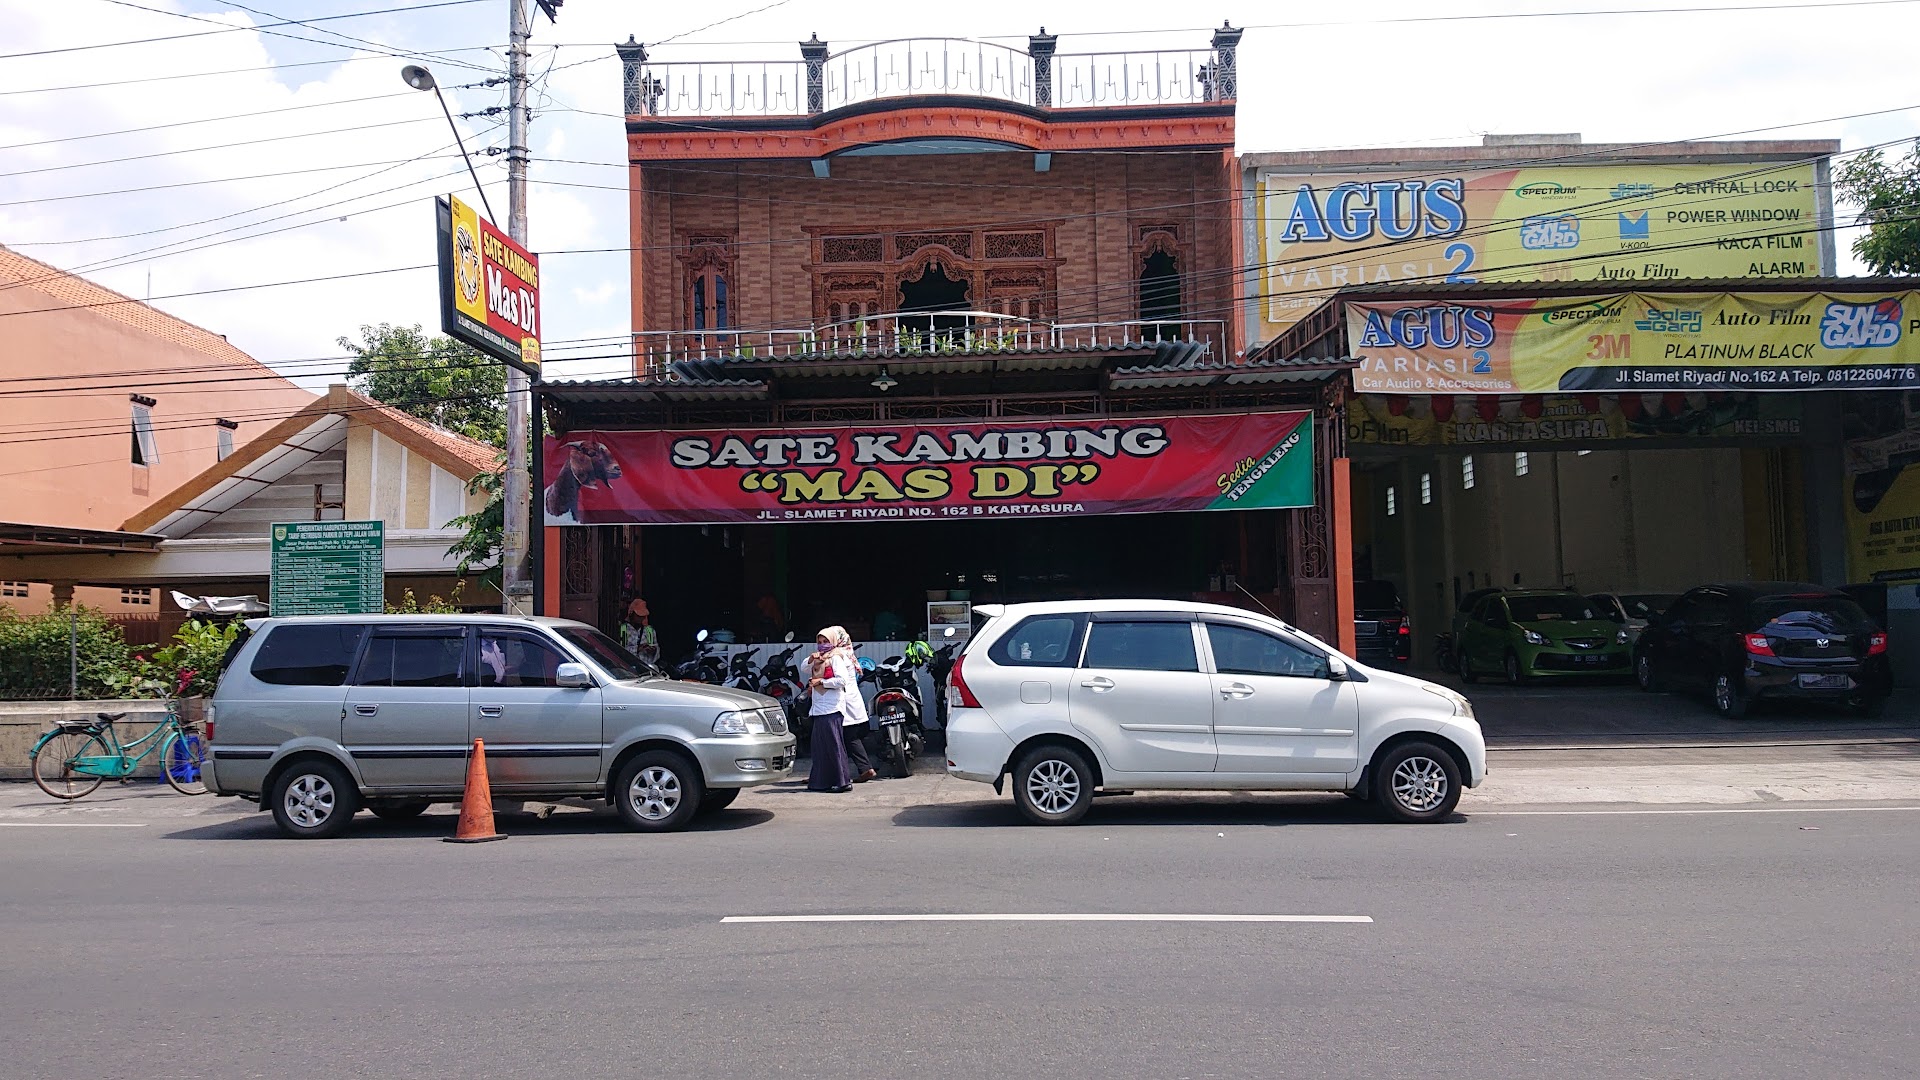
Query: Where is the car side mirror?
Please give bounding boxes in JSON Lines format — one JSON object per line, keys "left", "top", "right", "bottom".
{"left": 555, "top": 662, "right": 593, "bottom": 689}
{"left": 1327, "top": 655, "right": 1349, "bottom": 681}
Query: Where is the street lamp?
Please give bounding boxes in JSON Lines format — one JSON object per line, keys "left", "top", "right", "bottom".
{"left": 401, "top": 64, "right": 497, "bottom": 222}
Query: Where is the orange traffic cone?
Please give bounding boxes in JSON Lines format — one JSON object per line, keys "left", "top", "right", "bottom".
{"left": 443, "top": 738, "right": 506, "bottom": 843}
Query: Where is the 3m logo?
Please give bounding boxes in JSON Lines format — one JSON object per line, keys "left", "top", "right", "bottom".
{"left": 1819, "top": 299, "right": 1904, "bottom": 349}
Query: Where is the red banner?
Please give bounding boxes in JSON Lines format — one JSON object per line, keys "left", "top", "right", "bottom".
{"left": 542, "top": 413, "right": 1315, "bottom": 526}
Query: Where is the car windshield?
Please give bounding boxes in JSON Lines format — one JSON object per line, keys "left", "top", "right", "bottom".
{"left": 556, "top": 626, "right": 664, "bottom": 681}
{"left": 1506, "top": 595, "right": 1601, "bottom": 622}
{"left": 1354, "top": 581, "right": 1401, "bottom": 610}
{"left": 1620, "top": 594, "right": 1679, "bottom": 620}
{"left": 1751, "top": 598, "right": 1874, "bottom": 633}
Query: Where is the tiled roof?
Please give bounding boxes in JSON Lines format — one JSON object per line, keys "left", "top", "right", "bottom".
{"left": 340, "top": 387, "right": 501, "bottom": 474}
{"left": 0, "top": 244, "right": 299, "bottom": 383}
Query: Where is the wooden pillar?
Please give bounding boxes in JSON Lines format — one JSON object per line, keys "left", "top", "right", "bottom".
{"left": 541, "top": 527, "right": 562, "bottom": 617}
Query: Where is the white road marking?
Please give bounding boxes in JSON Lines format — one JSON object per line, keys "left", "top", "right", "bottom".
{"left": 1477, "top": 805, "right": 1920, "bottom": 817}
{"left": 723, "top": 913, "right": 1372, "bottom": 924}
{"left": 0, "top": 822, "right": 148, "bottom": 828}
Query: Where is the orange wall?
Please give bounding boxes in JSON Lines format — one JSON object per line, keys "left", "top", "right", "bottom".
{"left": 0, "top": 260, "right": 315, "bottom": 534}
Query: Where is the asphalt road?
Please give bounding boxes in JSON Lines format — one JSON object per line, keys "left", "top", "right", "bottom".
{"left": 4, "top": 795, "right": 1916, "bottom": 1079}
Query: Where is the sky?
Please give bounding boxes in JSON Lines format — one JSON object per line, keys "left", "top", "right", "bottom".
{"left": 2, "top": 0, "right": 1917, "bottom": 394}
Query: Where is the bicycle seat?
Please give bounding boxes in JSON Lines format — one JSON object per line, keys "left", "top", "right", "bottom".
{"left": 95, "top": 712, "right": 126, "bottom": 724}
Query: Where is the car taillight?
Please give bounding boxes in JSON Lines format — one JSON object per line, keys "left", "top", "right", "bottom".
{"left": 1397, "top": 624, "right": 1411, "bottom": 636}
{"left": 948, "top": 654, "right": 981, "bottom": 708}
{"left": 1745, "top": 633, "right": 1775, "bottom": 657}
{"left": 1869, "top": 632, "right": 1888, "bottom": 656}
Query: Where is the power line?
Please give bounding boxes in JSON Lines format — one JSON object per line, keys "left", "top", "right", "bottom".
{"left": 6, "top": 0, "right": 492, "bottom": 62}
{"left": 0, "top": 116, "right": 444, "bottom": 180}
{"left": 0, "top": 49, "right": 504, "bottom": 98}
{"left": 0, "top": 154, "right": 481, "bottom": 208}
{"left": 0, "top": 89, "right": 421, "bottom": 153}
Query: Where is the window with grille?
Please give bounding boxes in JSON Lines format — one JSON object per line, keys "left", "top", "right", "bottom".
{"left": 0, "top": 581, "right": 29, "bottom": 599}
{"left": 1515, "top": 452, "right": 1530, "bottom": 476}
{"left": 1385, "top": 486, "right": 1397, "bottom": 517}
{"left": 1462, "top": 455, "right": 1476, "bottom": 489}
{"left": 121, "top": 588, "right": 153, "bottom": 606}
{"left": 1420, "top": 473, "right": 1433, "bottom": 505}
{"left": 132, "top": 405, "right": 158, "bottom": 465}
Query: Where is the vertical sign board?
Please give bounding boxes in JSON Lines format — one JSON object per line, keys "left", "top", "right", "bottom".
{"left": 270, "top": 521, "right": 386, "bottom": 616}
{"left": 435, "top": 195, "right": 541, "bottom": 377}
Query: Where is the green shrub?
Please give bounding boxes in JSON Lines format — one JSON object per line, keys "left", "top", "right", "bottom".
{"left": 0, "top": 605, "right": 139, "bottom": 698}
{"left": 150, "top": 619, "right": 240, "bottom": 698}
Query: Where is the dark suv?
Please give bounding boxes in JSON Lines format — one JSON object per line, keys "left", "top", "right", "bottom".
{"left": 1633, "top": 582, "right": 1891, "bottom": 717}
{"left": 1352, "top": 580, "right": 1411, "bottom": 666}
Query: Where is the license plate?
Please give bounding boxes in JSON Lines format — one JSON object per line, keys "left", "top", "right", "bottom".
{"left": 1356, "top": 621, "right": 1379, "bottom": 637}
{"left": 1797, "top": 673, "right": 1849, "bottom": 689}
{"left": 879, "top": 713, "right": 906, "bottom": 726}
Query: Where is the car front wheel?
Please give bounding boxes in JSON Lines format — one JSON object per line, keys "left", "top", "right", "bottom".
{"left": 614, "top": 751, "right": 703, "bottom": 832}
{"left": 1635, "top": 651, "right": 1664, "bottom": 693}
{"left": 1373, "top": 742, "right": 1462, "bottom": 824}
{"left": 1011, "top": 744, "right": 1094, "bottom": 826}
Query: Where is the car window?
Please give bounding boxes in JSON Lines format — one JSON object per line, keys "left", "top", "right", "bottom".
{"left": 250, "top": 623, "right": 368, "bottom": 686}
{"left": 354, "top": 632, "right": 466, "bottom": 688}
{"left": 1663, "top": 594, "right": 1701, "bottom": 623}
{"left": 1475, "top": 598, "right": 1505, "bottom": 626}
{"left": 1206, "top": 623, "right": 1329, "bottom": 679}
{"left": 1694, "top": 592, "right": 1737, "bottom": 625}
{"left": 555, "top": 626, "right": 658, "bottom": 681}
{"left": 989, "top": 614, "right": 1085, "bottom": 667}
{"left": 477, "top": 633, "right": 567, "bottom": 688}
{"left": 1505, "top": 595, "right": 1602, "bottom": 622}
{"left": 1354, "top": 581, "right": 1400, "bottom": 610}
{"left": 1621, "top": 594, "right": 1678, "bottom": 620}
{"left": 1082, "top": 620, "right": 1198, "bottom": 672}
{"left": 1587, "top": 596, "right": 1625, "bottom": 623}
{"left": 1750, "top": 597, "right": 1874, "bottom": 633}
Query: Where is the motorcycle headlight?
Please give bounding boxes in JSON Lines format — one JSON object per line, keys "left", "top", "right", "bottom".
{"left": 1523, "top": 629, "right": 1550, "bottom": 646}
{"left": 713, "top": 710, "right": 768, "bottom": 735}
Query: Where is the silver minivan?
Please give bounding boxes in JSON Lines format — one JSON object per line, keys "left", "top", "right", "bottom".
{"left": 207, "top": 615, "right": 795, "bottom": 837}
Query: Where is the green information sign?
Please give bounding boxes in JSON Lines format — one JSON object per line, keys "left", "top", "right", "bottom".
{"left": 270, "top": 521, "right": 385, "bottom": 616}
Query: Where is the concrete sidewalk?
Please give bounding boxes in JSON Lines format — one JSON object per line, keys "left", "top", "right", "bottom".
{"left": 6, "top": 742, "right": 1920, "bottom": 821}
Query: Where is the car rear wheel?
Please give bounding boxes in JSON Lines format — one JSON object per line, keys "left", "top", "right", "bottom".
{"left": 1373, "top": 742, "right": 1462, "bottom": 824}
{"left": 1712, "top": 672, "right": 1749, "bottom": 719}
{"left": 1459, "top": 651, "right": 1479, "bottom": 685}
{"left": 270, "top": 759, "right": 359, "bottom": 839}
{"left": 1011, "top": 744, "right": 1094, "bottom": 826}
{"left": 614, "top": 751, "right": 703, "bottom": 832}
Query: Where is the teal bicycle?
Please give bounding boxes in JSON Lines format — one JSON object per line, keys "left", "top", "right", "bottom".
{"left": 29, "top": 699, "right": 207, "bottom": 800}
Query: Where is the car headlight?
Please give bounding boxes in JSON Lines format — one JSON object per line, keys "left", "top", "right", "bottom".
{"left": 1422, "top": 685, "right": 1474, "bottom": 719}
{"left": 1616, "top": 629, "right": 1630, "bottom": 645}
{"left": 713, "top": 710, "right": 769, "bottom": 735}
{"left": 1523, "top": 629, "right": 1550, "bottom": 646}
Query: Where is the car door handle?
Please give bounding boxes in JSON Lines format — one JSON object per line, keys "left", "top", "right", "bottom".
{"left": 477, "top": 705, "right": 503, "bottom": 718}
{"left": 1219, "top": 683, "right": 1255, "bottom": 699}
{"left": 353, "top": 704, "right": 379, "bottom": 716}
{"left": 1079, "top": 676, "right": 1116, "bottom": 692}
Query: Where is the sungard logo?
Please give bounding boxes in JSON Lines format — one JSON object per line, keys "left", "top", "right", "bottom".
{"left": 1610, "top": 183, "right": 1655, "bottom": 200}
{"left": 1634, "top": 307, "right": 1703, "bottom": 333}
{"left": 1516, "top": 181, "right": 1578, "bottom": 200}
{"left": 1819, "top": 299, "right": 1904, "bottom": 349}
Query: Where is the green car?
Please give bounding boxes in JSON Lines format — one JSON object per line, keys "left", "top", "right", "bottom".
{"left": 1457, "top": 590, "right": 1631, "bottom": 684}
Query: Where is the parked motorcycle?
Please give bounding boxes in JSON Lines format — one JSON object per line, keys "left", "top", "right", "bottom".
{"left": 672, "top": 629, "right": 726, "bottom": 684}
{"left": 724, "top": 647, "right": 757, "bottom": 691}
{"left": 869, "top": 642, "right": 931, "bottom": 777}
{"left": 757, "top": 636, "right": 808, "bottom": 745}
{"left": 927, "top": 628, "right": 960, "bottom": 740}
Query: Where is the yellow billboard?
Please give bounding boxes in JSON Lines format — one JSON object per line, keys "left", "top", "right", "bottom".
{"left": 1256, "top": 161, "right": 1824, "bottom": 339}
{"left": 1345, "top": 290, "right": 1920, "bottom": 395}
{"left": 1844, "top": 394, "right": 1920, "bottom": 583}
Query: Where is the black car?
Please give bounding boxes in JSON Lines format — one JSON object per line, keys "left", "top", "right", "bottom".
{"left": 1352, "top": 580, "right": 1411, "bottom": 666}
{"left": 1633, "top": 582, "right": 1891, "bottom": 717}
{"left": 1436, "top": 586, "right": 1506, "bottom": 674}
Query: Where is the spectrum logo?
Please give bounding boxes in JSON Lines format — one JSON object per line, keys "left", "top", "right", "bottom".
{"left": 1820, "top": 299, "right": 1904, "bottom": 349}
{"left": 1516, "top": 181, "right": 1578, "bottom": 200}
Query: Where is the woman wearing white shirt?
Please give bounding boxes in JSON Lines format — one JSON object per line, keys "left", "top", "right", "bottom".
{"left": 805, "top": 626, "right": 873, "bottom": 791}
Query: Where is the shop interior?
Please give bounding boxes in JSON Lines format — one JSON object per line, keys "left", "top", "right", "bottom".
{"left": 602, "top": 510, "right": 1295, "bottom": 664}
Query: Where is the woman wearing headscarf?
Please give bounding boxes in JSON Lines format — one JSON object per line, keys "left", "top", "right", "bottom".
{"left": 805, "top": 626, "right": 870, "bottom": 792}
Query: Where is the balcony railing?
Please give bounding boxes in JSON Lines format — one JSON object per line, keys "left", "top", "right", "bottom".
{"left": 630, "top": 314, "right": 1227, "bottom": 377}
{"left": 618, "top": 26, "right": 1243, "bottom": 119}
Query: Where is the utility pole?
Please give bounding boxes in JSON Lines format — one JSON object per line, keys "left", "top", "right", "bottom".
{"left": 500, "top": 0, "right": 545, "bottom": 613}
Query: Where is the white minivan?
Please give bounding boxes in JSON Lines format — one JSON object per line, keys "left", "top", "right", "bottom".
{"left": 943, "top": 600, "right": 1486, "bottom": 824}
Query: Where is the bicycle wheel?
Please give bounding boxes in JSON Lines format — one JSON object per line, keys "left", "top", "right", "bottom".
{"left": 32, "top": 730, "right": 109, "bottom": 800}
{"left": 161, "top": 730, "right": 208, "bottom": 795}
